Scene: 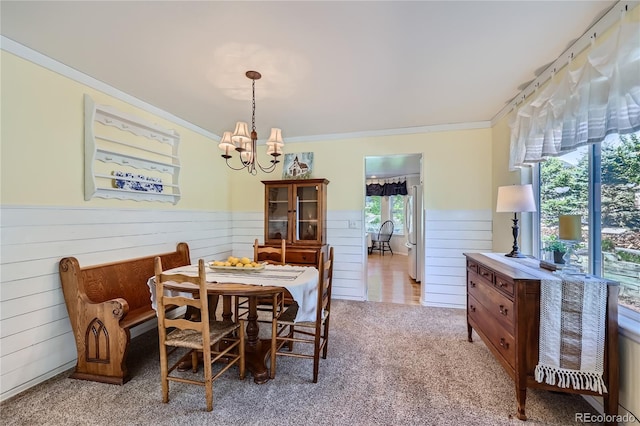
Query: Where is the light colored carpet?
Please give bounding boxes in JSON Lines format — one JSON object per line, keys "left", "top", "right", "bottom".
{"left": 0, "top": 300, "right": 599, "bottom": 425}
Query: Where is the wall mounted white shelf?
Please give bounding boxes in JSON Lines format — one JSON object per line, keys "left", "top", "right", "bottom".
{"left": 84, "top": 94, "right": 181, "bottom": 204}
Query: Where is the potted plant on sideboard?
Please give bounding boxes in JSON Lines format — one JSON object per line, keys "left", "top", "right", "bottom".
{"left": 543, "top": 235, "right": 567, "bottom": 264}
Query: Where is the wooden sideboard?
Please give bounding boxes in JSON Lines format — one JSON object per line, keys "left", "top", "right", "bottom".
{"left": 464, "top": 252, "right": 619, "bottom": 424}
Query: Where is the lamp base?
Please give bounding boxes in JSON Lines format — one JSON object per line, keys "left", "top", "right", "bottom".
{"left": 505, "top": 251, "right": 527, "bottom": 258}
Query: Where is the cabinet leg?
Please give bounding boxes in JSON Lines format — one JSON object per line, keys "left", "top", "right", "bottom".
{"left": 603, "top": 393, "right": 619, "bottom": 426}
{"left": 516, "top": 386, "right": 527, "bottom": 421}
{"left": 467, "top": 323, "right": 473, "bottom": 342}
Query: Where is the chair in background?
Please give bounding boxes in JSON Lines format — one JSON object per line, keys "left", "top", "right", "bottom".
{"left": 235, "top": 239, "right": 287, "bottom": 321}
{"left": 154, "top": 257, "right": 245, "bottom": 412}
{"left": 270, "top": 246, "right": 334, "bottom": 383}
{"left": 369, "top": 220, "right": 394, "bottom": 255}
{"left": 254, "top": 238, "right": 287, "bottom": 265}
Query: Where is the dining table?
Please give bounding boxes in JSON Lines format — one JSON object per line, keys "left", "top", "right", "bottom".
{"left": 147, "top": 263, "right": 319, "bottom": 383}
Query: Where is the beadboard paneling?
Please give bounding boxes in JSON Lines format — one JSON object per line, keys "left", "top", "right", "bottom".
{"left": 423, "top": 209, "right": 492, "bottom": 308}
{"left": 3, "top": 205, "right": 486, "bottom": 401}
{"left": 0, "top": 206, "right": 232, "bottom": 401}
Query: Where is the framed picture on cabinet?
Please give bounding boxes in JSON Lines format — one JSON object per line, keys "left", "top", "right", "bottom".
{"left": 282, "top": 152, "right": 313, "bottom": 179}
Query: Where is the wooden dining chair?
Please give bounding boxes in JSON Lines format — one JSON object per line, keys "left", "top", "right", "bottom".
{"left": 235, "top": 238, "right": 287, "bottom": 321}
{"left": 270, "top": 246, "right": 334, "bottom": 383}
{"left": 154, "top": 257, "right": 245, "bottom": 412}
{"left": 369, "top": 220, "right": 394, "bottom": 255}
{"left": 254, "top": 238, "right": 287, "bottom": 265}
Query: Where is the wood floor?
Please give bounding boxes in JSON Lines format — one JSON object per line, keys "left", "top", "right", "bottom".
{"left": 367, "top": 253, "right": 421, "bottom": 305}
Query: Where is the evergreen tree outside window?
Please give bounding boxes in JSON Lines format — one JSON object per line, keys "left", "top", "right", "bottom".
{"left": 539, "top": 133, "right": 640, "bottom": 314}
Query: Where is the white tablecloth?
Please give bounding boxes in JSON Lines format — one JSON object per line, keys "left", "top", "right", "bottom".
{"left": 147, "top": 264, "right": 319, "bottom": 322}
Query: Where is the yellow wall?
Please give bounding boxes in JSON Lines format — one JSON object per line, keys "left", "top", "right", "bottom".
{"left": 0, "top": 51, "right": 230, "bottom": 211}
{"left": 230, "top": 128, "right": 494, "bottom": 212}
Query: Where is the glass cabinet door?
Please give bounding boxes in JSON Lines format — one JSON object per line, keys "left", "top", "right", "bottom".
{"left": 266, "top": 186, "right": 290, "bottom": 241}
{"left": 295, "top": 184, "right": 320, "bottom": 243}
{"left": 263, "top": 179, "right": 327, "bottom": 246}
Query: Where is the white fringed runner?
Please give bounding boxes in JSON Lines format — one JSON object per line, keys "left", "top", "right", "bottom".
{"left": 483, "top": 253, "right": 608, "bottom": 394}
{"left": 535, "top": 274, "right": 608, "bottom": 394}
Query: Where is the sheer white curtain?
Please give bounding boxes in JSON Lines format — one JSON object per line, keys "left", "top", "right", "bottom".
{"left": 509, "top": 20, "right": 640, "bottom": 170}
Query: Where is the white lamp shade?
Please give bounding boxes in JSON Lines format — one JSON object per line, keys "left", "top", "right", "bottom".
{"left": 496, "top": 184, "right": 537, "bottom": 213}
{"left": 232, "top": 122, "right": 251, "bottom": 145}
{"left": 218, "top": 131, "right": 234, "bottom": 152}
{"left": 559, "top": 214, "right": 582, "bottom": 241}
{"left": 266, "top": 128, "right": 284, "bottom": 146}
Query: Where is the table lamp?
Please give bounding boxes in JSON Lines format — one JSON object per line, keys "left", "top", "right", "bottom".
{"left": 496, "top": 184, "right": 537, "bottom": 258}
{"left": 559, "top": 214, "right": 582, "bottom": 271}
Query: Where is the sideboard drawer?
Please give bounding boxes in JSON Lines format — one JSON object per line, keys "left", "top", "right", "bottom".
{"left": 468, "top": 294, "right": 516, "bottom": 368}
{"left": 468, "top": 273, "right": 515, "bottom": 331}
{"left": 495, "top": 273, "right": 515, "bottom": 297}
{"left": 477, "top": 265, "right": 495, "bottom": 284}
{"left": 286, "top": 249, "right": 319, "bottom": 266}
{"left": 467, "top": 258, "right": 479, "bottom": 274}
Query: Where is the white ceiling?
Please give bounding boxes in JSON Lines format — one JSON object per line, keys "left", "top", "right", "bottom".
{"left": 1, "top": 1, "right": 616, "bottom": 177}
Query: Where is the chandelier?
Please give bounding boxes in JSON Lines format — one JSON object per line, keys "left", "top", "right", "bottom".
{"left": 218, "top": 70, "right": 284, "bottom": 175}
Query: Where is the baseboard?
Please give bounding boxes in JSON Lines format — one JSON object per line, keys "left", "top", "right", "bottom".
{"left": 582, "top": 395, "right": 637, "bottom": 425}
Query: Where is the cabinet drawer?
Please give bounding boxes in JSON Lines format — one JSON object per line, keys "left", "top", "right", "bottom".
{"left": 466, "top": 258, "right": 479, "bottom": 274}
{"left": 468, "top": 294, "right": 516, "bottom": 368}
{"left": 286, "top": 249, "right": 318, "bottom": 266}
{"left": 477, "top": 265, "right": 494, "bottom": 284}
{"left": 495, "top": 273, "right": 515, "bottom": 297}
{"left": 468, "top": 272, "right": 514, "bottom": 331}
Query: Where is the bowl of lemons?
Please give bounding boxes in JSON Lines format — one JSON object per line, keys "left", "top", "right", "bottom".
{"left": 208, "top": 256, "right": 266, "bottom": 272}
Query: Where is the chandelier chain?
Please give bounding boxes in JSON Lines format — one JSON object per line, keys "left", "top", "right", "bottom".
{"left": 251, "top": 79, "right": 256, "bottom": 133}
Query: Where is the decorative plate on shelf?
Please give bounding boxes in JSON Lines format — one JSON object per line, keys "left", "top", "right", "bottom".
{"left": 113, "top": 171, "right": 163, "bottom": 193}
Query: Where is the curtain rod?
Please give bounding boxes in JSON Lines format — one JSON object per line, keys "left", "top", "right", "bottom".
{"left": 492, "top": 0, "right": 639, "bottom": 125}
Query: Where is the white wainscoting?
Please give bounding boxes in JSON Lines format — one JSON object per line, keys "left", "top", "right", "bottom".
{"left": 0, "top": 205, "right": 485, "bottom": 401}
{"left": 423, "top": 209, "right": 493, "bottom": 309}
{"left": 230, "top": 210, "right": 368, "bottom": 301}
{"left": 0, "top": 206, "right": 233, "bottom": 402}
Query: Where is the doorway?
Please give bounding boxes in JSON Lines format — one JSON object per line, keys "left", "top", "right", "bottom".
{"left": 364, "top": 154, "right": 423, "bottom": 305}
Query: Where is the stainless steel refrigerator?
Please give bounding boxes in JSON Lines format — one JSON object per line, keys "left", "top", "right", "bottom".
{"left": 405, "top": 185, "right": 424, "bottom": 282}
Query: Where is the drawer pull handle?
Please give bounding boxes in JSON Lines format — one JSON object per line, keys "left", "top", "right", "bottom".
{"left": 499, "top": 338, "right": 509, "bottom": 349}
{"left": 481, "top": 272, "right": 490, "bottom": 278}
{"left": 470, "top": 281, "right": 476, "bottom": 288}
{"left": 499, "top": 282, "right": 508, "bottom": 288}
{"left": 469, "top": 305, "right": 476, "bottom": 313}
{"left": 499, "top": 305, "right": 508, "bottom": 316}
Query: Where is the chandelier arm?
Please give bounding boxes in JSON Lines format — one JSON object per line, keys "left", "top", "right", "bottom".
{"left": 224, "top": 156, "right": 252, "bottom": 172}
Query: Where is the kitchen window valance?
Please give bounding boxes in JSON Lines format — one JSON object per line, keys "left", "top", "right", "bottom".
{"left": 366, "top": 180, "right": 408, "bottom": 197}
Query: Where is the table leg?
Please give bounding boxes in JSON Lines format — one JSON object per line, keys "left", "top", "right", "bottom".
{"left": 244, "top": 296, "right": 271, "bottom": 384}
{"left": 221, "top": 295, "right": 233, "bottom": 322}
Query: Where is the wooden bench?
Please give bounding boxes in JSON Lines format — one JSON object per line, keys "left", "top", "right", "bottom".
{"left": 59, "top": 242, "right": 191, "bottom": 384}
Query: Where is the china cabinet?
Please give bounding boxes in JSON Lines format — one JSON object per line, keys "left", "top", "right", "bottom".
{"left": 262, "top": 179, "right": 329, "bottom": 266}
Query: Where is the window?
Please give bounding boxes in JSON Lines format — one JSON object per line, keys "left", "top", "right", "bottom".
{"left": 365, "top": 195, "right": 405, "bottom": 235}
{"left": 538, "top": 133, "right": 640, "bottom": 314}
{"left": 365, "top": 196, "right": 381, "bottom": 232}
{"left": 390, "top": 195, "right": 405, "bottom": 234}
